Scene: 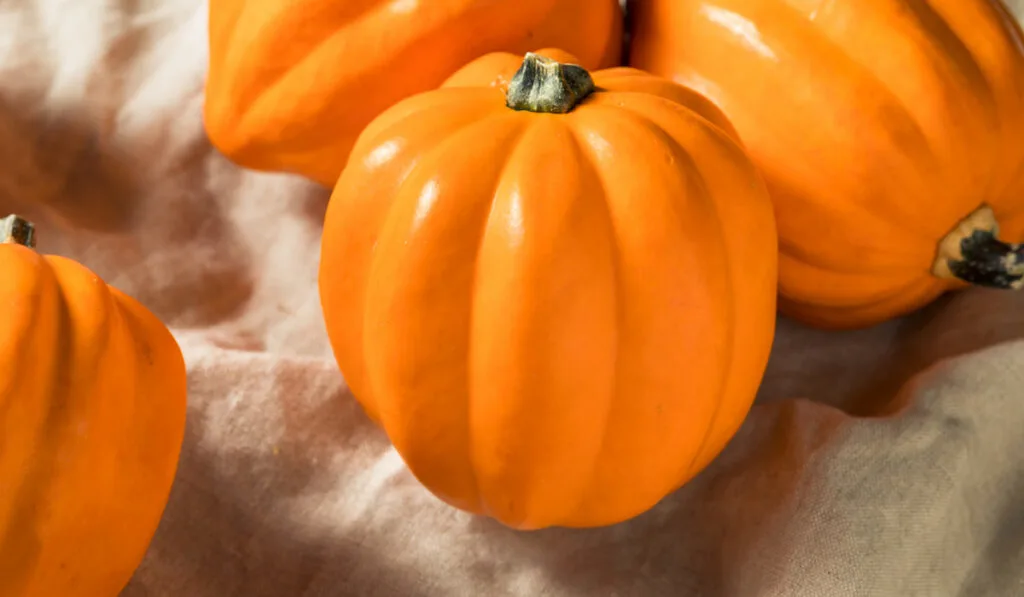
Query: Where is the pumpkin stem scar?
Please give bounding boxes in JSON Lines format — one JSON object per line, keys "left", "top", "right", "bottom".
{"left": 932, "top": 204, "right": 1024, "bottom": 289}
{"left": 505, "top": 52, "right": 595, "bottom": 114}
{"left": 0, "top": 214, "right": 36, "bottom": 248}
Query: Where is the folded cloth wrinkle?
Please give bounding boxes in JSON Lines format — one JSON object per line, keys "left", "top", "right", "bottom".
{"left": 1, "top": 0, "right": 1023, "bottom": 595}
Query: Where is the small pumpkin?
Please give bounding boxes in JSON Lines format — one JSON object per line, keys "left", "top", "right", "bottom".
{"left": 0, "top": 215, "right": 187, "bottom": 596}
{"left": 627, "top": 0, "right": 1024, "bottom": 329}
{"left": 318, "top": 50, "right": 778, "bottom": 529}
{"left": 204, "top": 0, "right": 624, "bottom": 187}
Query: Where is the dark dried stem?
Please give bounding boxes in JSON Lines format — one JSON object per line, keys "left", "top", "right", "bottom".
{"left": 933, "top": 205, "right": 1024, "bottom": 289}
{"left": 505, "top": 52, "right": 595, "bottom": 114}
{"left": 947, "top": 231, "right": 1024, "bottom": 289}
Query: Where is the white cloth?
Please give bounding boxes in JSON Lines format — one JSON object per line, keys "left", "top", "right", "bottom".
{"left": 0, "top": 1, "right": 1021, "bottom": 595}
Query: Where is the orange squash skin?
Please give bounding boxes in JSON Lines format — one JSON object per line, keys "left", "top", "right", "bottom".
{"left": 204, "top": 0, "right": 624, "bottom": 187}
{"left": 0, "top": 222, "right": 187, "bottom": 596}
{"left": 628, "top": 0, "right": 1024, "bottom": 329}
{"left": 318, "top": 50, "right": 778, "bottom": 529}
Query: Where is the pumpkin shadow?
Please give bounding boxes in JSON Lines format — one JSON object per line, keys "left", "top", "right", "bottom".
{"left": 461, "top": 400, "right": 842, "bottom": 597}
{"left": 459, "top": 287, "right": 1024, "bottom": 594}
{"left": 0, "top": 4, "right": 256, "bottom": 328}
{"left": 754, "top": 311, "right": 907, "bottom": 413}
{"left": 0, "top": 94, "right": 139, "bottom": 232}
{"left": 846, "top": 288, "right": 1024, "bottom": 416}
{"left": 122, "top": 385, "right": 430, "bottom": 597}
{"left": 755, "top": 288, "right": 1024, "bottom": 417}
{"left": 0, "top": 90, "right": 257, "bottom": 328}
{"left": 0, "top": 6, "right": 170, "bottom": 234}
{"left": 302, "top": 187, "right": 332, "bottom": 226}
{"left": 753, "top": 286, "right": 1024, "bottom": 418}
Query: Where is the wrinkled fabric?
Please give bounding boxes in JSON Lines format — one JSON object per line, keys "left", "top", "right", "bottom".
{"left": 0, "top": 1, "right": 1022, "bottom": 595}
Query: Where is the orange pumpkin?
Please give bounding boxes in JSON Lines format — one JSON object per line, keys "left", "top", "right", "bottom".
{"left": 318, "top": 49, "right": 778, "bottom": 529}
{"left": 628, "top": 0, "right": 1024, "bottom": 329}
{"left": 204, "top": 0, "right": 624, "bottom": 187}
{"left": 0, "top": 215, "right": 187, "bottom": 596}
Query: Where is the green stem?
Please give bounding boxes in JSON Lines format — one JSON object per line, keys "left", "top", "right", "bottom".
{"left": 505, "top": 52, "right": 595, "bottom": 114}
{"left": 0, "top": 215, "right": 36, "bottom": 248}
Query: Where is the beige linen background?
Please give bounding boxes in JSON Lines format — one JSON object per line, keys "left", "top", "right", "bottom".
{"left": 1, "top": 1, "right": 1023, "bottom": 595}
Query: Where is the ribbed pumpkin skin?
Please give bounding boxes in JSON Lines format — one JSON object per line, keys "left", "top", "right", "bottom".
{"left": 204, "top": 0, "right": 624, "bottom": 187}
{"left": 318, "top": 50, "right": 777, "bottom": 530}
{"left": 0, "top": 244, "right": 187, "bottom": 596}
{"left": 628, "top": 0, "right": 1024, "bottom": 329}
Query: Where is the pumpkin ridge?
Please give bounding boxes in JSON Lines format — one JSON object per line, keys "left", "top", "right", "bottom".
{"left": 723, "top": 2, "right": 955, "bottom": 240}
{"left": 894, "top": 0, "right": 996, "bottom": 110}
{"left": 625, "top": 112, "right": 739, "bottom": 484}
{"left": 983, "top": 31, "right": 1024, "bottom": 205}
{"left": 0, "top": 255, "right": 124, "bottom": 592}
{"left": 564, "top": 103, "right": 736, "bottom": 523}
{"left": 465, "top": 117, "right": 533, "bottom": 519}
{"left": 0, "top": 224, "right": 51, "bottom": 566}
{"left": 0, "top": 217, "right": 187, "bottom": 593}
{"left": 466, "top": 116, "right": 618, "bottom": 527}
{"left": 350, "top": 89, "right": 506, "bottom": 172}
{"left": 240, "top": 1, "right": 558, "bottom": 149}
{"left": 228, "top": 0, "right": 434, "bottom": 113}
{"left": 774, "top": 228, "right": 931, "bottom": 276}
{"left": 587, "top": 94, "right": 774, "bottom": 482}
{"left": 207, "top": 0, "right": 623, "bottom": 184}
{"left": 629, "top": 0, "right": 1024, "bottom": 327}
{"left": 782, "top": 262, "right": 941, "bottom": 307}
{"left": 319, "top": 93, "right": 509, "bottom": 424}
{"left": 322, "top": 47, "right": 777, "bottom": 527}
{"left": 219, "top": 8, "right": 490, "bottom": 165}
{"left": 363, "top": 113, "right": 527, "bottom": 514}
{"left": 767, "top": 154, "right": 946, "bottom": 274}
{"left": 674, "top": 159, "right": 738, "bottom": 483}
{"left": 795, "top": 0, "right": 993, "bottom": 125}
{"left": 792, "top": 1, "right": 1004, "bottom": 236}
{"left": 593, "top": 89, "right": 740, "bottom": 154}
{"left": 552, "top": 120, "right": 622, "bottom": 518}
{"left": 103, "top": 286, "right": 188, "bottom": 553}
{"left": 776, "top": 253, "right": 934, "bottom": 308}
{"left": 778, "top": 278, "right": 945, "bottom": 329}
{"left": 0, "top": 258, "right": 61, "bottom": 595}
{"left": 19, "top": 261, "right": 123, "bottom": 587}
{"left": 791, "top": 40, "right": 948, "bottom": 240}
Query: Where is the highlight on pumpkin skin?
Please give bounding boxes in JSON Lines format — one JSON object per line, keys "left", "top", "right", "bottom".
{"left": 932, "top": 205, "right": 1024, "bottom": 290}
{"left": 0, "top": 215, "right": 188, "bottom": 596}
{"left": 504, "top": 53, "right": 596, "bottom": 114}
{"left": 203, "top": 0, "right": 624, "bottom": 187}
{"left": 627, "top": 0, "right": 1024, "bottom": 329}
{"left": 318, "top": 48, "right": 778, "bottom": 530}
